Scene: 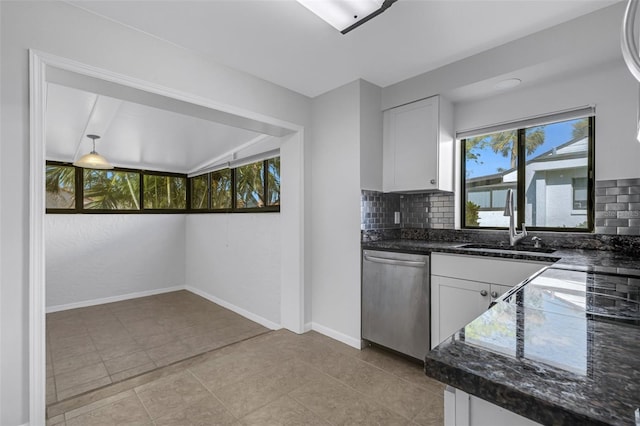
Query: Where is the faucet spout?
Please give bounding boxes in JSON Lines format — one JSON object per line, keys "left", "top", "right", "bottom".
{"left": 503, "top": 189, "right": 527, "bottom": 246}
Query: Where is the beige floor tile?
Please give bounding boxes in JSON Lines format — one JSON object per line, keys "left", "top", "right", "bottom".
{"left": 56, "top": 362, "right": 109, "bottom": 392}
{"left": 189, "top": 351, "right": 276, "bottom": 392}
{"left": 46, "top": 413, "right": 66, "bottom": 426}
{"left": 64, "top": 389, "right": 137, "bottom": 420}
{"left": 153, "top": 395, "right": 237, "bottom": 426}
{"left": 110, "top": 362, "right": 157, "bottom": 383}
{"left": 57, "top": 376, "right": 113, "bottom": 401}
{"left": 135, "top": 370, "right": 209, "bottom": 419}
{"left": 97, "top": 338, "right": 143, "bottom": 361}
{"left": 290, "top": 376, "right": 410, "bottom": 426}
{"left": 52, "top": 350, "right": 103, "bottom": 376}
{"left": 239, "top": 395, "right": 328, "bottom": 426}
{"left": 48, "top": 321, "right": 88, "bottom": 340}
{"left": 211, "top": 358, "right": 320, "bottom": 418}
{"left": 145, "top": 340, "right": 192, "bottom": 364}
{"left": 65, "top": 392, "right": 151, "bottom": 426}
{"left": 134, "top": 332, "right": 179, "bottom": 350}
{"left": 412, "top": 394, "right": 445, "bottom": 426}
{"left": 49, "top": 333, "right": 93, "bottom": 352}
{"left": 104, "top": 350, "right": 154, "bottom": 375}
{"left": 47, "top": 376, "right": 57, "bottom": 405}
{"left": 50, "top": 338, "right": 97, "bottom": 363}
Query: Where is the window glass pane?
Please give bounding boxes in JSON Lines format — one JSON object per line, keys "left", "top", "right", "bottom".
{"left": 83, "top": 170, "right": 140, "bottom": 210}
{"left": 573, "top": 178, "right": 588, "bottom": 210}
{"left": 190, "top": 174, "right": 208, "bottom": 210}
{"left": 267, "top": 157, "right": 280, "bottom": 207}
{"left": 211, "top": 169, "right": 232, "bottom": 209}
{"left": 235, "top": 161, "right": 265, "bottom": 208}
{"left": 464, "top": 130, "right": 517, "bottom": 227}
{"left": 143, "top": 175, "right": 186, "bottom": 209}
{"left": 46, "top": 164, "right": 76, "bottom": 209}
{"left": 524, "top": 118, "right": 589, "bottom": 228}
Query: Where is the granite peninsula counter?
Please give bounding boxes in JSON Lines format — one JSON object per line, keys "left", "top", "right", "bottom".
{"left": 361, "top": 239, "right": 640, "bottom": 425}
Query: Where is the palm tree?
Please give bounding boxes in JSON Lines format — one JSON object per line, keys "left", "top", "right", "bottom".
{"left": 571, "top": 118, "right": 589, "bottom": 139}
{"left": 46, "top": 164, "right": 76, "bottom": 208}
{"left": 83, "top": 170, "right": 140, "bottom": 210}
{"left": 466, "top": 127, "right": 545, "bottom": 170}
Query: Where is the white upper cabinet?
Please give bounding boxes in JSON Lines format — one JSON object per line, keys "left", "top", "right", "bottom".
{"left": 383, "top": 95, "right": 454, "bottom": 193}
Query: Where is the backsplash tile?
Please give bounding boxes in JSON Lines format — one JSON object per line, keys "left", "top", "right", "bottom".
{"left": 361, "top": 190, "right": 455, "bottom": 231}
{"left": 362, "top": 178, "right": 640, "bottom": 239}
{"left": 595, "top": 178, "right": 640, "bottom": 236}
{"left": 360, "top": 190, "right": 401, "bottom": 231}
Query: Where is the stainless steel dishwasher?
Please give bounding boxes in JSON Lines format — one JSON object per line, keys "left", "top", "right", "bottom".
{"left": 362, "top": 249, "right": 430, "bottom": 361}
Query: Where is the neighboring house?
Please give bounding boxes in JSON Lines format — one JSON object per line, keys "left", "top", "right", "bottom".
{"left": 467, "top": 136, "right": 589, "bottom": 228}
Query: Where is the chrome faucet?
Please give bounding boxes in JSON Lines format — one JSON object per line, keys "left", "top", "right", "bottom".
{"left": 503, "top": 188, "right": 527, "bottom": 246}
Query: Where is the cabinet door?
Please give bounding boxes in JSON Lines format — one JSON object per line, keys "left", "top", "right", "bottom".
{"left": 433, "top": 276, "right": 491, "bottom": 347}
{"left": 383, "top": 97, "right": 439, "bottom": 192}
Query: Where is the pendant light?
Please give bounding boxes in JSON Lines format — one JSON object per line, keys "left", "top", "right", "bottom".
{"left": 73, "top": 134, "right": 114, "bottom": 169}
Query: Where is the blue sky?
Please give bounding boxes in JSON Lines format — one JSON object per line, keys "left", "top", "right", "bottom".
{"left": 465, "top": 119, "right": 577, "bottom": 179}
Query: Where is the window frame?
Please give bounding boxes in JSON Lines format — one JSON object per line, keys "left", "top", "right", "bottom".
{"left": 190, "top": 158, "right": 280, "bottom": 214}
{"left": 461, "top": 116, "right": 595, "bottom": 232}
{"left": 46, "top": 157, "right": 280, "bottom": 214}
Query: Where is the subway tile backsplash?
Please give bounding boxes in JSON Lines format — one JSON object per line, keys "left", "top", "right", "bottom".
{"left": 595, "top": 178, "right": 640, "bottom": 236}
{"left": 362, "top": 178, "right": 640, "bottom": 236}
{"left": 361, "top": 190, "right": 454, "bottom": 230}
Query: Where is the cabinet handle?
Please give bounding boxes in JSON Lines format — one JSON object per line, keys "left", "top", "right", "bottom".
{"left": 491, "top": 291, "right": 498, "bottom": 298}
{"left": 430, "top": 179, "right": 436, "bottom": 184}
{"left": 480, "top": 290, "right": 488, "bottom": 296}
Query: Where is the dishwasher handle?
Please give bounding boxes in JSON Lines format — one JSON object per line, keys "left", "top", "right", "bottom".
{"left": 363, "top": 254, "right": 426, "bottom": 268}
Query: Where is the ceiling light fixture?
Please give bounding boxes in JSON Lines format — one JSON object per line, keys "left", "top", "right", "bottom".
{"left": 296, "top": 0, "right": 397, "bottom": 34}
{"left": 494, "top": 78, "right": 522, "bottom": 91}
{"left": 73, "top": 134, "right": 114, "bottom": 169}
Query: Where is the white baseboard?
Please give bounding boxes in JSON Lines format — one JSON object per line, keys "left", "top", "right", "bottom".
{"left": 185, "top": 286, "right": 281, "bottom": 331}
{"left": 45, "top": 285, "right": 186, "bottom": 313}
{"left": 303, "top": 322, "right": 313, "bottom": 333}
{"left": 310, "top": 322, "right": 364, "bottom": 349}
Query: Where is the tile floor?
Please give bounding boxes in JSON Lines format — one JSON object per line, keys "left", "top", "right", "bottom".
{"left": 46, "top": 329, "right": 445, "bottom": 425}
{"left": 47, "top": 290, "right": 269, "bottom": 404}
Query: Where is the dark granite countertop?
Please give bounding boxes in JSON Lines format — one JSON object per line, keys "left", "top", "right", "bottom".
{"left": 362, "top": 239, "right": 640, "bottom": 425}
{"left": 362, "top": 239, "right": 640, "bottom": 277}
{"left": 425, "top": 266, "right": 640, "bottom": 425}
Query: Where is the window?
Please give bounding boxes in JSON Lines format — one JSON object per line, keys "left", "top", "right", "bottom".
{"left": 573, "top": 178, "right": 588, "bottom": 210}
{"left": 266, "top": 157, "right": 281, "bottom": 207}
{"left": 190, "top": 174, "right": 209, "bottom": 210}
{"left": 45, "top": 156, "right": 280, "bottom": 214}
{"left": 190, "top": 157, "right": 280, "bottom": 213}
{"left": 235, "top": 162, "right": 265, "bottom": 208}
{"left": 462, "top": 115, "right": 594, "bottom": 231}
{"left": 143, "top": 174, "right": 186, "bottom": 209}
{"left": 84, "top": 169, "right": 140, "bottom": 210}
{"left": 211, "top": 169, "right": 232, "bottom": 210}
{"left": 46, "top": 164, "right": 76, "bottom": 209}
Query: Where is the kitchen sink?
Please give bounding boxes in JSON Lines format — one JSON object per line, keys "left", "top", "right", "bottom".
{"left": 457, "top": 243, "right": 556, "bottom": 254}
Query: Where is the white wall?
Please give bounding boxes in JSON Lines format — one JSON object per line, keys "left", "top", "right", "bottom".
{"left": 359, "top": 81, "right": 383, "bottom": 191}
{"left": 45, "top": 215, "right": 185, "bottom": 309}
{"left": 1, "top": 2, "right": 310, "bottom": 424}
{"left": 381, "top": 2, "right": 623, "bottom": 110}
{"left": 455, "top": 62, "right": 640, "bottom": 181}
{"left": 310, "top": 80, "right": 363, "bottom": 348}
{"left": 185, "top": 213, "right": 281, "bottom": 328}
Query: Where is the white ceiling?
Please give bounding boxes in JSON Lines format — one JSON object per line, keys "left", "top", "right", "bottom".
{"left": 48, "top": 0, "right": 621, "bottom": 173}
{"left": 46, "top": 83, "right": 273, "bottom": 174}
{"left": 68, "top": 0, "right": 619, "bottom": 98}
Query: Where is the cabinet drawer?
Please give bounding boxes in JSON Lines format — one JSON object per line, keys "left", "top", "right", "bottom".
{"left": 431, "top": 253, "right": 548, "bottom": 286}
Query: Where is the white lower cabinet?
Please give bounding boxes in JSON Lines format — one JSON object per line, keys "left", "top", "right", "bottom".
{"left": 445, "top": 386, "right": 542, "bottom": 426}
{"left": 431, "top": 253, "right": 550, "bottom": 348}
